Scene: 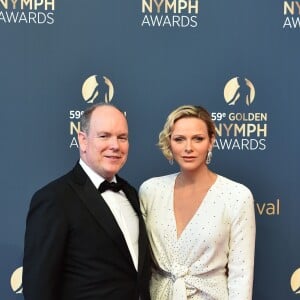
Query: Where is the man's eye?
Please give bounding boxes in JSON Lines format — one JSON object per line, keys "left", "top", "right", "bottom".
{"left": 97, "top": 135, "right": 109, "bottom": 139}
{"left": 118, "top": 136, "right": 128, "bottom": 142}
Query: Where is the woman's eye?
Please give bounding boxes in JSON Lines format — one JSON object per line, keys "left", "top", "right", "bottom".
{"left": 194, "top": 137, "right": 204, "bottom": 142}
{"left": 173, "top": 137, "right": 184, "bottom": 142}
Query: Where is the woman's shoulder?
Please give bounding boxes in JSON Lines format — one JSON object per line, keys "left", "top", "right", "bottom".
{"left": 215, "top": 175, "right": 255, "bottom": 221}
{"left": 216, "top": 174, "right": 253, "bottom": 197}
{"left": 139, "top": 173, "right": 178, "bottom": 209}
{"left": 140, "top": 173, "right": 178, "bottom": 190}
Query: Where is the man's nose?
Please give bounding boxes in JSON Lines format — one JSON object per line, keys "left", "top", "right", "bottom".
{"left": 109, "top": 136, "right": 120, "bottom": 149}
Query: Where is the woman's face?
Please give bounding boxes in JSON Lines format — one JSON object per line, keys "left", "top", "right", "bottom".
{"left": 170, "top": 117, "right": 214, "bottom": 172}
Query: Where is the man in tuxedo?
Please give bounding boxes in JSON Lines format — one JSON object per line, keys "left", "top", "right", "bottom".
{"left": 23, "top": 103, "right": 151, "bottom": 300}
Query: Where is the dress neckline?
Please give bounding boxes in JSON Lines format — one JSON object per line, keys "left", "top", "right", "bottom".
{"left": 171, "top": 173, "right": 219, "bottom": 241}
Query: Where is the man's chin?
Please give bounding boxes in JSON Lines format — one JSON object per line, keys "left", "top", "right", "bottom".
{"left": 103, "top": 167, "right": 122, "bottom": 178}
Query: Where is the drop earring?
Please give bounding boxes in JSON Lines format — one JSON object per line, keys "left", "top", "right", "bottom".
{"left": 169, "top": 152, "right": 174, "bottom": 165}
{"left": 206, "top": 150, "right": 212, "bottom": 165}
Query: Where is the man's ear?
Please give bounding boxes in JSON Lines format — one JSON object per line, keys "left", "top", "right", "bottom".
{"left": 78, "top": 131, "right": 88, "bottom": 152}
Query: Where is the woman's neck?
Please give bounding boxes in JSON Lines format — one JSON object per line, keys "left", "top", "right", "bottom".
{"left": 177, "top": 167, "right": 216, "bottom": 188}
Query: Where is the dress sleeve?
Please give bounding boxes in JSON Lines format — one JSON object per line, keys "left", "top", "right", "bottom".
{"left": 22, "top": 189, "right": 68, "bottom": 300}
{"left": 227, "top": 187, "right": 256, "bottom": 300}
{"left": 139, "top": 181, "right": 150, "bottom": 220}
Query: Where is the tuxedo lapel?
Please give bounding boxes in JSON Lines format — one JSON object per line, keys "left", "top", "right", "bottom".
{"left": 137, "top": 216, "right": 148, "bottom": 274}
{"left": 116, "top": 175, "right": 140, "bottom": 216}
{"left": 68, "top": 163, "right": 132, "bottom": 263}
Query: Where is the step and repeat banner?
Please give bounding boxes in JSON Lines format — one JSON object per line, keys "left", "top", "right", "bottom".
{"left": 1, "top": 0, "right": 300, "bottom": 299}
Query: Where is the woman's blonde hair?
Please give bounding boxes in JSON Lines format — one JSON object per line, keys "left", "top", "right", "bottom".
{"left": 158, "top": 105, "right": 215, "bottom": 160}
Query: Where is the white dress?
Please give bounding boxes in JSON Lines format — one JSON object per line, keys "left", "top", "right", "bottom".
{"left": 139, "top": 173, "right": 255, "bottom": 300}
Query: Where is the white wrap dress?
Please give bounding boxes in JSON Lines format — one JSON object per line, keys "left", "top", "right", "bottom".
{"left": 139, "top": 173, "right": 255, "bottom": 300}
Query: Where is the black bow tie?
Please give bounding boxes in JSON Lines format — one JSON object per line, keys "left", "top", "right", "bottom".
{"left": 98, "top": 180, "right": 124, "bottom": 193}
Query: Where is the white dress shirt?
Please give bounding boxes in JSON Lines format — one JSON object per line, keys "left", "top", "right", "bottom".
{"left": 79, "top": 159, "right": 139, "bottom": 270}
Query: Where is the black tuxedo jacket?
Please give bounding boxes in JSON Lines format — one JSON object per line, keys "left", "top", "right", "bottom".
{"left": 23, "top": 162, "right": 151, "bottom": 300}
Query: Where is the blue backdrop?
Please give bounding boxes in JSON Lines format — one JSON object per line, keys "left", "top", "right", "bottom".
{"left": 1, "top": 0, "right": 300, "bottom": 298}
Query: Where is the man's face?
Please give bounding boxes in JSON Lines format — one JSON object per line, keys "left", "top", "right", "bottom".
{"left": 78, "top": 106, "right": 129, "bottom": 181}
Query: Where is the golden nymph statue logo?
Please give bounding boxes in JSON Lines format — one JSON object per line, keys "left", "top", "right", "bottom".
{"left": 69, "top": 74, "right": 115, "bottom": 149}
{"left": 82, "top": 75, "right": 114, "bottom": 104}
{"left": 224, "top": 77, "right": 255, "bottom": 106}
{"left": 10, "top": 266, "right": 23, "bottom": 294}
{"left": 291, "top": 268, "right": 300, "bottom": 294}
{"left": 211, "top": 75, "right": 268, "bottom": 151}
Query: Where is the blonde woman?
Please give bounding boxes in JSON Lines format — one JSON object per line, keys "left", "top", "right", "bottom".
{"left": 139, "top": 105, "right": 255, "bottom": 300}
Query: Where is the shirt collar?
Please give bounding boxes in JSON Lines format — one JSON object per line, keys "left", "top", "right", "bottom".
{"left": 79, "top": 159, "right": 116, "bottom": 189}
